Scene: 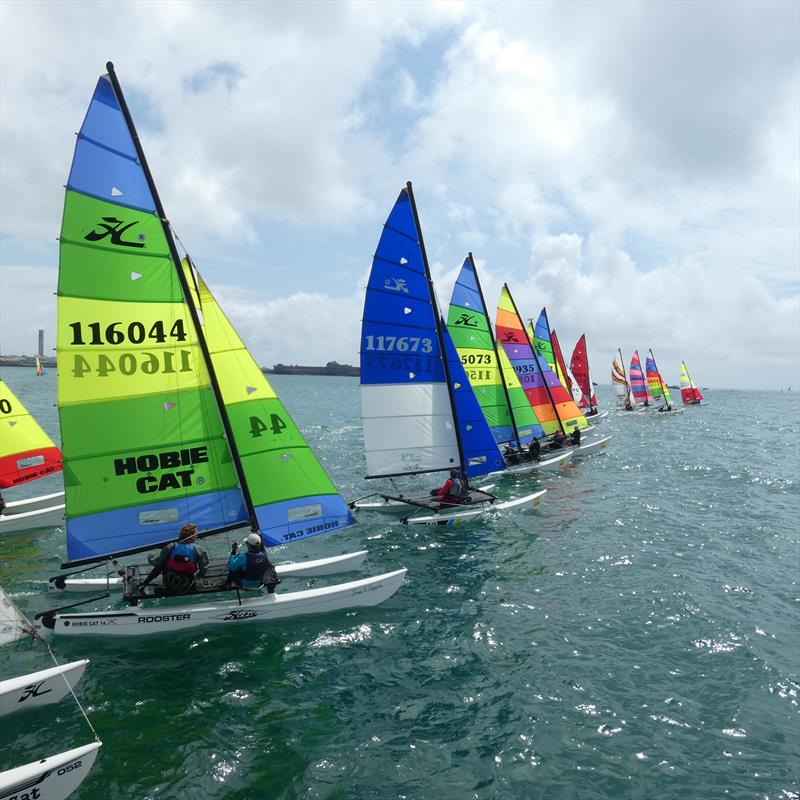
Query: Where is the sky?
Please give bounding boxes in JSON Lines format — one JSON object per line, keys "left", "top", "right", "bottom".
{"left": 1, "top": 0, "right": 798, "bottom": 391}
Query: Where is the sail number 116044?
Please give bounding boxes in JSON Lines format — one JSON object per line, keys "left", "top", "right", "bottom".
{"left": 72, "top": 350, "right": 193, "bottom": 378}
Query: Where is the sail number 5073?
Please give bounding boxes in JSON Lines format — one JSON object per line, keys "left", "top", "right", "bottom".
{"left": 364, "top": 335, "right": 433, "bottom": 353}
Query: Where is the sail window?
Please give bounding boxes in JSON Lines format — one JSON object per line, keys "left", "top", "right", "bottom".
{"left": 16, "top": 455, "right": 45, "bottom": 469}
{"left": 287, "top": 504, "right": 323, "bottom": 523}
{"left": 138, "top": 508, "right": 180, "bottom": 525}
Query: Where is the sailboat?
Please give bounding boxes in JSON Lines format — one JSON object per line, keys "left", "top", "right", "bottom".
{"left": 35, "top": 355, "right": 44, "bottom": 376}
{"left": 444, "top": 254, "right": 571, "bottom": 474}
{"left": 645, "top": 350, "right": 684, "bottom": 415}
{"left": 497, "top": 292, "right": 610, "bottom": 457}
{"left": 569, "top": 334, "right": 607, "bottom": 421}
{"left": 0, "top": 585, "right": 101, "bottom": 798}
{"left": 629, "top": 350, "right": 655, "bottom": 410}
{"left": 0, "top": 379, "right": 66, "bottom": 533}
{"left": 354, "top": 186, "right": 546, "bottom": 524}
{"left": 611, "top": 349, "right": 635, "bottom": 410}
{"left": 680, "top": 360, "right": 706, "bottom": 405}
{"left": 35, "top": 63, "right": 405, "bottom": 637}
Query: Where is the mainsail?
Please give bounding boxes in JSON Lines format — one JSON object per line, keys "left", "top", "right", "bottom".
{"left": 611, "top": 349, "right": 634, "bottom": 408}
{"left": 57, "top": 65, "right": 352, "bottom": 566}
{"left": 551, "top": 329, "right": 582, "bottom": 405}
{"left": 0, "top": 380, "right": 62, "bottom": 489}
{"left": 35, "top": 356, "right": 43, "bottom": 376}
{"left": 680, "top": 361, "right": 704, "bottom": 404}
{"left": 646, "top": 350, "right": 673, "bottom": 406}
{"left": 446, "top": 254, "right": 540, "bottom": 447}
{"left": 360, "top": 186, "right": 502, "bottom": 479}
{"left": 629, "top": 350, "right": 651, "bottom": 406}
{"left": 570, "top": 334, "right": 597, "bottom": 409}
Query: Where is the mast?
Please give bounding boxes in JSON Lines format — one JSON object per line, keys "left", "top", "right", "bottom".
{"left": 105, "top": 62, "right": 259, "bottom": 532}
{"left": 649, "top": 348, "right": 670, "bottom": 407}
{"left": 467, "top": 252, "right": 522, "bottom": 449}
{"left": 526, "top": 306, "right": 567, "bottom": 436}
{"left": 406, "top": 181, "right": 466, "bottom": 471}
{"left": 618, "top": 348, "right": 632, "bottom": 401}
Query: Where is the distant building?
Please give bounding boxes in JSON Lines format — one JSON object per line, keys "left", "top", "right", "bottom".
{"left": 38, "top": 329, "right": 44, "bottom": 358}
{"left": 265, "top": 361, "right": 359, "bottom": 377}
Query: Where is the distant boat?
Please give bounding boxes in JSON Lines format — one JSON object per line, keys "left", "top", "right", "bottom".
{"left": 679, "top": 360, "right": 706, "bottom": 406}
{"left": 611, "top": 349, "right": 635, "bottom": 411}
{"left": 646, "top": 350, "right": 683, "bottom": 415}
{"left": 35, "top": 355, "right": 43, "bottom": 376}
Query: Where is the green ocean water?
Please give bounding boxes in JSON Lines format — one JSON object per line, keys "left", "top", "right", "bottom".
{"left": 1, "top": 366, "right": 798, "bottom": 800}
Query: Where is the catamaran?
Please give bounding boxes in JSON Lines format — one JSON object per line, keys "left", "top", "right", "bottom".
{"left": 0, "top": 585, "right": 101, "bottom": 798}
{"left": 354, "top": 187, "right": 546, "bottom": 525}
{"left": 497, "top": 292, "right": 610, "bottom": 458}
{"left": 645, "top": 349, "right": 684, "bottom": 415}
{"left": 611, "top": 349, "right": 635, "bottom": 410}
{"left": 570, "top": 334, "right": 607, "bottom": 420}
{"left": 679, "top": 360, "right": 706, "bottom": 405}
{"left": 35, "top": 63, "right": 405, "bottom": 637}
{"left": 0, "top": 378, "right": 66, "bottom": 533}
{"left": 444, "top": 254, "right": 571, "bottom": 475}
{"left": 629, "top": 350, "right": 656, "bottom": 411}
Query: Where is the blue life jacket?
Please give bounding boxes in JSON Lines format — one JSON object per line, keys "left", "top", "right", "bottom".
{"left": 166, "top": 541, "right": 198, "bottom": 575}
{"left": 238, "top": 550, "right": 269, "bottom": 588}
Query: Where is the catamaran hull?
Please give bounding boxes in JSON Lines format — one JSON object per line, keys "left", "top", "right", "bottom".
{"left": 48, "top": 550, "right": 370, "bottom": 593}
{"left": 0, "top": 503, "right": 65, "bottom": 534}
{"left": 0, "top": 660, "right": 88, "bottom": 718}
{"left": 1, "top": 491, "right": 65, "bottom": 515}
{"left": 655, "top": 408, "right": 685, "bottom": 415}
{"left": 0, "top": 741, "right": 100, "bottom": 800}
{"left": 404, "top": 489, "right": 546, "bottom": 525}
{"left": 488, "top": 450, "right": 572, "bottom": 477}
{"left": 571, "top": 436, "right": 612, "bottom": 457}
{"left": 40, "top": 569, "right": 407, "bottom": 637}
{"left": 583, "top": 410, "right": 609, "bottom": 422}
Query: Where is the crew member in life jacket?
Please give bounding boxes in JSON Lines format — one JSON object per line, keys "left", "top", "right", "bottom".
{"left": 430, "top": 468, "right": 466, "bottom": 506}
{"left": 224, "top": 532, "right": 280, "bottom": 593}
{"left": 549, "top": 430, "right": 568, "bottom": 450}
{"left": 140, "top": 522, "right": 208, "bottom": 595}
{"left": 571, "top": 428, "right": 581, "bottom": 446}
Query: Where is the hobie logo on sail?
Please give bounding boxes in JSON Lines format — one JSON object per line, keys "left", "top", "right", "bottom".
{"left": 384, "top": 277, "right": 409, "bottom": 293}
{"left": 113, "top": 446, "right": 209, "bottom": 494}
{"left": 84, "top": 216, "right": 145, "bottom": 248}
{"left": 453, "top": 313, "right": 478, "bottom": 327}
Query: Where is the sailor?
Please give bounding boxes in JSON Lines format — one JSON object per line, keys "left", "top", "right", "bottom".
{"left": 140, "top": 522, "right": 208, "bottom": 594}
{"left": 571, "top": 428, "right": 581, "bottom": 446}
{"left": 431, "top": 468, "right": 465, "bottom": 505}
{"left": 549, "top": 430, "right": 567, "bottom": 449}
{"left": 503, "top": 445, "right": 520, "bottom": 465}
{"left": 624, "top": 400, "right": 633, "bottom": 411}
{"left": 225, "top": 532, "right": 279, "bottom": 593}
{"left": 528, "top": 438, "right": 541, "bottom": 461}
{"left": 0, "top": 490, "right": 5, "bottom": 515}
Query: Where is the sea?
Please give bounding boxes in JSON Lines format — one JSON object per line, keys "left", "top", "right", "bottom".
{"left": 1, "top": 366, "right": 798, "bottom": 800}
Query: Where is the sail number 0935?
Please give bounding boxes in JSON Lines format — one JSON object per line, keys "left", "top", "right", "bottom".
{"left": 364, "top": 335, "right": 433, "bottom": 353}
{"left": 68, "top": 320, "right": 188, "bottom": 346}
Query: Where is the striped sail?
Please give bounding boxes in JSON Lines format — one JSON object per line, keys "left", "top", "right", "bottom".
{"left": 58, "top": 70, "right": 248, "bottom": 564}
{"left": 495, "top": 347, "right": 542, "bottom": 444}
{"left": 680, "top": 361, "right": 704, "bottom": 404}
{"left": 629, "top": 351, "right": 651, "bottom": 406}
{"left": 35, "top": 356, "right": 43, "bottom": 376}
{"left": 184, "top": 262, "right": 355, "bottom": 545}
{"left": 646, "top": 351, "right": 673, "bottom": 405}
{"left": 496, "top": 287, "right": 561, "bottom": 436}
{"left": 0, "top": 380, "right": 62, "bottom": 489}
{"left": 446, "top": 255, "right": 517, "bottom": 446}
{"left": 611, "top": 350, "right": 634, "bottom": 408}
{"left": 531, "top": 309, "right": 589, "bottom": 431}
{"left": 360, "top": 187, "right": 459, "bottom": 477}
{"left": 441, "top": 321, "right": 505, "bottom": 477}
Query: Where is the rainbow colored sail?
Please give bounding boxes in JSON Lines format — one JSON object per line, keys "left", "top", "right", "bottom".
{"left": 0, "top": 380, "right": 62, "bottom": 489}
{"left": 531, "top": 308, "right": 589, "bottom": 431}
{"left": 35, "top": 355, "right": 43, "bottom": 376}
{"left": 496, "top": 288, "right": 562, "bottom": 436}
{"left": 629, "top": 350, "right": 651, "bottom": 406}
{"left": 680, "top": 361, "right": 704, "bottom": 404}
{"left": 570, "top": 334, "right": 597, "bottom": 409}
{"left": 446, "top": 254, "right": 540, "bottom": 446}
{"left": 184, "top": 261, "right": 354, "bottom": 545}
{"left": 57, "top": 65, "right": 353, "bottom": 565}
{"left": 646, "top": 350, "right": 673, "bottom": 406}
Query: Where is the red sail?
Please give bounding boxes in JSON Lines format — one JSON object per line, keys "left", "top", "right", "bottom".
{"left": 570, "top": 334, "right": 592, "bottom": 408}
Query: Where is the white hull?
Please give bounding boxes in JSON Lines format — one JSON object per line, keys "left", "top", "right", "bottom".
{"left": 0, "top": 660, "right": 88, "bottom": 718}
{"left": 48, "top": 550, "right": 369, "bottom": 593}
{"left": 40, "top": 569, "right": 407, "bottom": 637}
{"left": 488, "top": 450, "right": 572, "bottom": 477}
{"left": 404, "top": 489, "right": 546, "bottom": 525}
{"left": 353, "top": 484, "right": 497, "bottom": 514}
{"left": 0, "top": 741, "right": 100, "bottom": 800}
{"left": 655, "top": 407, "right": 685, "bottom": 415}
{"left": 0, "top": 503, "right": 65, "bottom": 534}
{"left": 583, "top": 410, "right": 609, "bottom": 422}
{"left": 1, "top": 491, "right": 65, "bottom": 515}
{"left": 571, "top": 436, "right": 612, "bottom": 457}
